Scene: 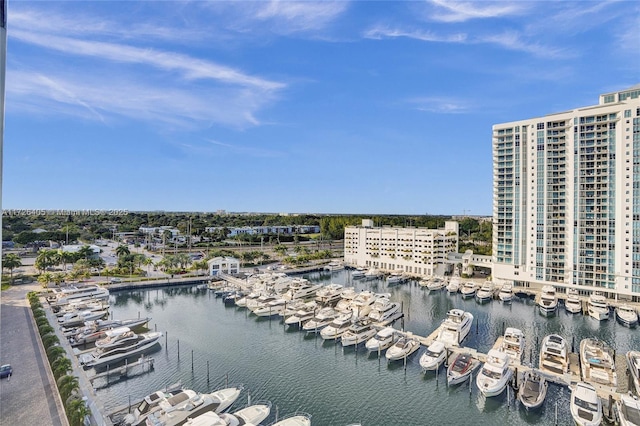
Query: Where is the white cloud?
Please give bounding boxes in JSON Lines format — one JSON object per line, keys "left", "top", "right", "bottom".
{"left": 407, "top": 96, "right": 471, "bottom": 114}
{"left": 207, "top": 139, "right": 285, "bottom": 158}
{"left": 364, "top": 26, "right": 467, "bottom": 43}
{"left": 427, "top": 0, "right": 526, "bottom": 23}
{"left": 479, "top": 31, "right": 568, "bottom": 59}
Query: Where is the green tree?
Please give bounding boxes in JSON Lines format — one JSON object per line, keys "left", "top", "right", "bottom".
{"left": 57, "top": 375, "right": 79, "bottom": 402}
{"left": 115, "top": 244, "right": 130, "bottom": 258}
{"left": 66, "top": 398, "right": 89, "bottom": 426}
{"left": 274, "top": 244, "right": 287, "bottom": 258}
{"left": 77, "top": 245, "right": 95, "bottom": 260}
{"left": 2, "top": 253, "right": 22, "bottom": 284}
{"left": 38, "top": 272, "right": 54, "bottom": 288}
{"left": 35, "top": 249, "right": 59, "bottom": 273}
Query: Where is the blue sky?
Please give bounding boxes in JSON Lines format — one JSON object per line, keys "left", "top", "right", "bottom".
{"left": 4, "top": 1, "right": 639, "bottom": 215}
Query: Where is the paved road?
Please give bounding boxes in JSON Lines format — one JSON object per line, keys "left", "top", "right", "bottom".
{"left": 0, "top": 283, "right": 68, "bottom": 426}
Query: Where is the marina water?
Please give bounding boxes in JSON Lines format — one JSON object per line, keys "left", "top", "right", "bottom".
{"left": 98, "top": 271, "right": 640, "bottom": 425}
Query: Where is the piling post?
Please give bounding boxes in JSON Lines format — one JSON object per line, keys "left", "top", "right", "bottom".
{"left": 502, "top": 321, "right": 505, "bottom": 335}
{"left": 177, "top": 339, "right": 180, "bottom": 361}
{"left": 155, "top": 323, "right": 157, "bottom": 332}
{"left": 138, "top": 311, "right": 140, "bottom": 319}
{"left": 226, "top": 373, "right": 229, "bottom": 387}
{"left": 571, "top": 336, "right": 575, "bottom": 353}
{"left": 247, "top": 389, "right": 251, "bottom": 406}
{"left": 554, "top": 401, "right": 558, "bottom": 425}
{"left": 191, "top": 350, "right": 194, "bottom": 371}
{"left": 165, "top": 331, "right": 168, "bottom": 349}
{"left": 207, "top": 361, "right": 210, "bottom": 383}
{"left": 476, "top": 319, "right": 479, "bottom": 335}
{"left": 128, "top": 395, "right": 131, "bottom": 414}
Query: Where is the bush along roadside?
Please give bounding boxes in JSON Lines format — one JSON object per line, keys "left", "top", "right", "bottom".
{"left": 27, "top": 292, "right": 90, "bottom": 426}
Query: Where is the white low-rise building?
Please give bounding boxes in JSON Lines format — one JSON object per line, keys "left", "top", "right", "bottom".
{"left": 208, "top": 256, "right": 240, "bottom": 276}
{"left": 344, "top": 219, "right": 459, "bottom": 277}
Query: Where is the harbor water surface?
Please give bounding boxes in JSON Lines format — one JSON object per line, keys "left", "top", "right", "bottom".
{"left": 98, "top": 271, "right": 640, "bottom": 425}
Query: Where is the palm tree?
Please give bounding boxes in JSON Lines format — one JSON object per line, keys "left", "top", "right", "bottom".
{"left": 52, "top": 272, "right": 66, "bottom": 287}
{"left": 143, "top": 257, "right": 154, "bottom": 275}
{"left": 38, "top": 272, "right": 54, "bottom": 288}
{"left": 77, "top": 245, "right": 94, "bottom": 260}
{"left": 115, "top": 244, "right": 130, "bottom": 259}
{"left": 2, "top": 253, "right": 22, "bottom": 284}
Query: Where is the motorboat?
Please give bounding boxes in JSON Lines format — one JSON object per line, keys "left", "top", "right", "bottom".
{"left": 475, "top": 282, "right": 494, "bottom": 303}
{"left": 320, "top": 313, "right": 353, "bottom": 340}
{"left": 386, "top": 273, "right": 406, "bottom": 285}
{"left": 565, "top": 288, "right": 583, "bottom": 314}
{"left": 538, "top": 285, "right": 558, "bottom": 316}
{"left": 498, "top": 283, "right": 513, "bottom": 302}
{"left": 351, "top": 268, "right": 366, "bottom": 279}
{"left": 367, "top": 297, "right": 401, "bottom": 325}
{"left": 436, "top": 309, "right": 473, "bottom": 347}
{"left": 283, "top": 281, "right": 322, "bottom": 301}
{"left": 499, "top": 327, "right": 525, "bottom": 363}
{"left": 580, "top": 338, "right": 617, "bottom": 389}
{"left": 365, "top": 327, "right": 397, "bottom": 352}
{"left": 476, "top": 349, "right": 512, "bottom": 397}
{"left": 446, "top": 276, "right": 461, "bottom": 294}
{"left": 70, "top": 328, "right": 108, "bottom": 347}
{"left": 246, "top": 294, "right": 279, "bottom": 311}
{"left": 302, "top": 307, "right": 339, "bottom": 333}
{"left": 268, "top": 412, "right": 312, "bottom": 426}
{"left": 460, "top": 282, "right": 477, "bottom": 299}
{"left": 538, "top": 334, "right": 570, "bottom": 376}
{"left": 58, "top": 309, "right": 109, "bottom": 327}
{"left": 324, "top": 261, "right": 344, "bottom": 272}
{"left": 426, "top": 277, "right": 446, "bottom": 292}
{"left": 419, "top": 341, "right": 446, "bottom": 372}
{"left": 570, "top": 382, "right": 602, "bottom": 426}
{"left": 385, "top": 336, "right": 420, "bottom": 361}
{"left": 95, "top": 327, "right": 139, "bottom": 350}
{"left": 252, "top": 298, "right": 288, "bottom": 317}
{"left": 341, "top": 320, "right": 377, "bottom": 347}
{"left": 314, "top": 283, "right": 344, "bottom": 305}
{"left": 284, "top": 305, "right": 317, "bottom": 327}
{"left": 447, "top": 352, "right": 478, "bottom": 385}
{"left": 65, "top": 317, "right": 152, "bottom": 342}
{"left": 363, "top": 268, "right": 383, "bottom": 280}
{"left": 616, "top": 304, "right": 638, "bottom": 328}
{"left": 79, "top": 331, "right": 162, "bottom": 369}
{"left": 587, "top": 293, "right": 609, "bottom": 321}
{"left": 518, "top": 371, "right": 547, "bottom": 410}
{"left": 217, "top": 402, "right": 272, "bottom": 426}
{"left": 349, "top": 291, "right": 377, "bottom": 318}
{"left": 222, "top": 290, "right": 246, "bottom": 306}
{"left": 54, "top": 300, "right": 109, "bottom": 316}
{"left": 334, "top": 288, "right": 358, "bottom": 313}
{"left": 144, "top": 390, "right": 251, "bottom": 426}
{"left": 47, "top": 284, "right": 109, "bottom": 306}
{"left": 617, "top": 392, "right": 640, "bottom": 426}
{"left": 626, "top": 351, "right": 640, "bottom": 396}
{"left": 123, "top": 385, "right": 242, "bottom": 426}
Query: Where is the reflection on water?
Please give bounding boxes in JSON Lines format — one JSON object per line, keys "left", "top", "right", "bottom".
{"left": 97, "top": 270, "right": 639, "bottom": 426}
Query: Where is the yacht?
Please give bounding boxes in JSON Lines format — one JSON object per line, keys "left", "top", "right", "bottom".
{"left": 616, "top": 304, "right": 638, "bottom": 328}
{"left": 54, "top": 300, "right": 108, "bottom": 316}
{"left": 252, "top": 298, "right": 288, "bottom": 317}
{"left": 446, "top": 276, "right": 461, "bottom": 294}
{"left": 475, "top": 282, "right": 494, "bottom": 303}
{"left": 302, "top": 307, "right": 339, "bottom": 333}
{"left": 447, "top": 352, "right": 478, "bottom": 385}
{"left": 570, "top": 382, "right": 602, "bottom": 426}
{"left": 216, "top": 402, "right": 272, "bottom": 426}
{"left": 283, "top": 281, "right": 322, "bottom": 301}
{"left": 499, "top": 327, "right": 525, "bottom": 363}
{"left": 616, "top": 392, "right": 640, "bottom": 426}
{"left": 281, "top": 300, "right": 315, "bottom": 319}
{"left": 626, "top": 351, "right": 640, "bottom": 396}
{"left": 47, "top": 284, "right": 109, "bottom": 306}
{"left": 518, "top": 371, "right": 547, "bottom": 410}
{"left": 246, "top": 294, "right": 279, "bottom": 311}
{"left": 144, "top": 392, "right": 255, "bottom": 426}
{"left": 284, "top": 305, "right": 318, "bottom": 327}
{"left": 476, "top": 349, "right": 512, "bottom": 397}
{"left": 587, "top": 293, "right": 610, "bottom": 321}
{"left": 538, "top": 285, "right": 558, "bottom": 316}
{"left": 320, "top": 313, "right": 353, "bottom": 340}
{"left": 385, "top": 336, "right": 420, "bottom": 361}
{"left": 386, "top": 273, "right": 406, "bottom": 285}
{"left": 580, "top": 338, "right": 617, "bottom": 389}
{"left": 79, "top": 331, "right": 162, "bottom": 369}
{"left": 426, "top": 277, "right": 446, "bottom": 292}
{"left": 349, "top": 291, "right": 377, "bottom": 318}
{"left": 123, "top": 386, "right": 242, "bottom": 426}
{"left": 363, "top": 268, "right": 383, "bottom": 280}
{"left": 268, "top": 413, "right": 312, "bottom": 426}
{"left": 222, "top": 290, "right": 246, "bottom": 306}
{"left": 419, "top": 341, "right": 446, "bottom": 372}
{"left": 365, "top": 327, "right": 397, "bottom": 352}
{"left": 66, "top": 317, "right": 152, "bottom": 342}
{"left": 95, "top": 327, "right": 139, "bottom": 350}
{"left": 341, "top": 321, "right": 377, "bottom": 347}
{"left": 367, "top": 298, "right": 401, "bottom": 325}
{"left": 460, "top": 282, "right": 477, "bottom": 299}
{"left": 335, "top": 288, "right": 358, "bottom": 313}
{"left": 538, "top": 334, "right": 570, "bottom": 376}
{"left": 436, "top": 309, "right": 473, "bottom": 347}
{"left": 314, "top": 284, "right": 344, "bottom": 306}
{"left": 565, "top": 288, "right": 583, "bottom": 314}
{"left": 498, "top": 284, "right": 513, "bottom": 302}
{"left": 324, "top": 261, "right": 344, "bottom": 272}
{"left": 351, "top": 268, "right": 366, "bottom": 279}
{"left": 58, "top": 309, "right": 109, "bottom": 328}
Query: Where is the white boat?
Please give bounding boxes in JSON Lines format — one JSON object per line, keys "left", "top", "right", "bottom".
{"left": 386, "top": 273, "right": 406, "bottom": 285}
{"left": 365, "top": 327, "right": 397, "bottom": 352}
{"left": 320, "top": 313, "right": 353, "bottom": 340}
{"left": 341, "top": 321, "right": 377, "bottom": 347}
{"left": 580, "top": 338, "right": 617, "bottom": 389}
{"left": 123, "top": 386, "right": 242, "bottom": 426}
{"left": 447, "top": 352, "right": 478, "bottom": 385}
{"left": 79, "top": 331, "right": 162, "bottom": 369}
{"left": 66, "top": 317, "right": 152, "bottom": 344}
{"left": 475, "top": 282, "right": 494, "bottom": 303}
{"left": 499, "top": 327, "right": 525, "bottom": 363}
{"left": 565, "top": 288, "right": 582, "bottom": 314}
{"left": 419, "top": 341, "right": 446, "bottom": 372}
{"left": 460, "top": 282, "right": 477, "bottom": 299}
{"left": 539, "top": 334, "right": 570, "bottom": 376}
{"left": 626, "top": 351, "right": 640, "bottom": 396}
{"left": 334, "top": 288, "right": 358, "bottom": 313}
{"left": 284, "top": 305, "right": 317, "bottom": 327}
{"left": 283, "top": 281, "right": 322, "bottom": 301}
{"left": 252, "top": 298, "right": 288, "bottom": 317}
{"left": 538, "top": 285, "right": 558, "bottom": 316}
{"left": 587, "top": 293, "right": 609, "bottom": 321}
{"left": 217, "top": 402, "right": 272, "bottom": 426}
{"left": 436, "top": 309, "right": 473, "bottom": 347}
{"left": 55, "top": 300, "right": 108, "bottom": 316}
{"left": 570, "top": 382, "right": 602, "bottom": 426}
{"left": 302, "top": 307, "right": 339, "bottom": 333}
{"left": 47, "top": 284, "right": 110, "bottom": 306}
{"left": 617, "top": 392, "right": 640, "bottom": 426}
{"left": 446, "top": 277, "right": 461, "bottom": 294}
{"left": 324, "top": 261, "right": 344, "bottom": 272}
{"left": 476, "top": 349, "right": 513, "bottom": 397}
{"left": 616, "top": 304, "right": 638, "bottom": 328}
{"left": 367, "top": 298, "right": 401, "bottom": 324}
{"left": 518, "top": 371, "right": 547, "bottom": 410}
{"left": 268, "top": 413, "right": 312, "bottom": 426}
{"left": 314, "top": 283, "right": 344, "bottom": 305}
{"left": 426, "top": 277, "right": 446, "bottom": 292}
{"left": 351, "top": 268, "right": 366, "bottom": 279}
{"left": 281, "top": 300, "right": 316, "bottom": 319}
{"left": 349, "top": 291, "right": 377, "bottom": 318}
{"left": 95, "top": 327, "right": 139, "bottom": 350}
{"left": 363, "top": 268, "right": 383, "bottom": 280}
{"left": 498, "top": 284, "right": 513, "bottom": 302}
{"left": 246, "top": 294, "right": 279, "bottom": 311}
{"left": 385, "top": 336, "right": 420, "bottom": 361}
{"left": 58, "top": 309, "right": 109, "bottom": 327}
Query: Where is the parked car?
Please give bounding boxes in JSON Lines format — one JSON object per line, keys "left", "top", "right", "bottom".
{"left": 109, "top": 278, "right": 122, "bottom": 283}
{"left": 0, "top": 364, "right": 12, "bottom": 379}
